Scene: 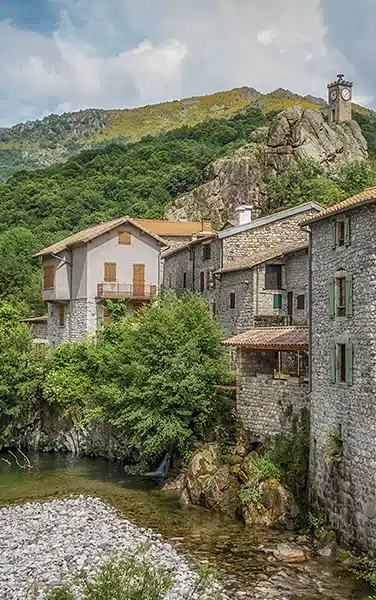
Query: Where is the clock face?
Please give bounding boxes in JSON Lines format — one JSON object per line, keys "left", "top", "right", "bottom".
{"left": 342, "top": 88, "right": 351, "bottom": 101}
{"left": 330, "top": 90, "right": 337, "bottom": 102}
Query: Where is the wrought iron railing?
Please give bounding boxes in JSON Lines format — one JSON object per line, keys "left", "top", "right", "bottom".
{"left": 97, "top": 283, "right": 157, "bottom": 300}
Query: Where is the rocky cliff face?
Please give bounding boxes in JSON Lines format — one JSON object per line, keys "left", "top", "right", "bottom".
{"left": 167, "top": 105, "right": 368, "bottom": 228}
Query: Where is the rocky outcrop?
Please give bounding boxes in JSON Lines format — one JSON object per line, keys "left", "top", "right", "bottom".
{"left": 176, "top": 442, "right": 297, "bottom": 528}
{"left": 167, "top": 105, "right": 368, "bottom": 228}
{"left": 20, "top": 403, "right": 130, "bottom": 460}
{"left": 179, "top": 443, "right": 240, "bottom": 517}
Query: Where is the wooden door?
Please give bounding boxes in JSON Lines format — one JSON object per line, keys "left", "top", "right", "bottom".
{"left": 133, "top": 264, "right": 145, "bottom": 297}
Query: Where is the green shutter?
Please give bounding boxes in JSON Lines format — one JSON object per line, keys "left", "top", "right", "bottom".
{"left": 331, "top": 222, "right": 337, "bottom": 249}
{"left": 329, "top": 343, "right": 336, "bottom": 383}
{"left": 273, "top": 293, "right": 282, "bottom": 309}
{"left": 328, "top": 277, "right": 335, "bottom": 318}
{"left": 346, "top": 343, "right": 353, "bottom": 385}
{"left": 345, "top": 216, "right": 351, "bottom": 246}
{"left": 346, "top": 274, "right": 353, "bottom": 317}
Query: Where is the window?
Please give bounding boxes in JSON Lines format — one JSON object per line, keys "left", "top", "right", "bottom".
{"left": 203, "top": 245, "right": 211, "bottom": 261}
{"left": 43, "top": 264, "right": 54, "bottom": 289}
{"left": 332, "top": 108, "right": 336, "bottom": 121}
{"left": 331, "top": 217, "right": 351, "bottom": 248}
{"left": 297, "top": 295, "right": 305, "bottom": 310}
{"left": 230, "top": 293, "right": 236, "bottom": 309}
{"left": 273, "top": 293, "right": 282, "bottom": 309}
{"left": 59, "top": 304, "right": 65, "bottom": 327}
{"left": 336, "top": 277, "right": 346, "bottom": 317}
{"left": 265, "top": 265, "right": 282, "bottom": 290}
{"left": 328, "top": 274, "right": 353, "bottom": 318}
{"left": 212, "top": 301, "right": 217, "bottom": 316}
{"left": 183, "top": 272, "right": 187, "bottom": 289}
{"left": 337, "top": 220, "right": 345, "bottom": 247}
{"left": 329, "top": 343, "right": 353, "bottom": 385}
{"left": 118, "top": 232, "right": 132, "bottom": 245}
{"left": 200, "top": 271, "right": 205, "bottom": 292}
{"left": 104, "top": 262, "right": 117, "bottom": 282}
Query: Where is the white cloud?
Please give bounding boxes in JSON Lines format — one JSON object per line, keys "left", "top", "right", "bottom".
{"left": 257, "top": 29, "right": 277, "bottom": 45}
{"left": 0, "top": 0, "right": 361, "bottom": 127}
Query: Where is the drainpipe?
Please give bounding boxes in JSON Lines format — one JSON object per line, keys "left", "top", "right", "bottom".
{"left": 307, "top": 227, "right": 313, "bottom": 392}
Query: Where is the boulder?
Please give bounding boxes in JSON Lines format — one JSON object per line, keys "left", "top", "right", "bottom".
{"left": 242, "top": 479, "right": 296, "bottom": 529}
{"left": 272, "top": 542, "right": 307, "bottom": 563}
{"left": 160, "top": 470, "right": 186, "bottom": 496}
{"left": 179, "top": 443, "right": 240, "bottom": 517}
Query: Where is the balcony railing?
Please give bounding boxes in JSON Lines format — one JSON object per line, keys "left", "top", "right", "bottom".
{"left": 97, "top": 283, "right": 157, "bottom": 300}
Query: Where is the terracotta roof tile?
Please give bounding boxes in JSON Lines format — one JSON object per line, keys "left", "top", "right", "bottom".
{"left": 133, "top": 219, "right": 214, "bottom": 237}
{"left": 301, "top": 187, "right": 376, "bottom": 225}
{"left": 34, "top": 217, "right": 168, "bottom": 257}
{"left": 224, "top": 327, "right": 308, "bottom": 350}
{"left": 216, "top": 242, "right": 308, "bottom": 275}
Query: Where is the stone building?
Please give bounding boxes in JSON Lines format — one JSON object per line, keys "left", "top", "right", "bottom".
{"left": 34, "top": 218, "right": 168, "bottom": 347}
{"left": 327, "top": 74, "right": 353, "bottom": 124}
{"left": 302, "top": 187, "right": 376, "bottom": 553}
{"left": 163, "top": 202, "right": 320, "bottom": 335}
{"left": 225, "top": 327, "right": 309, "bottom": 441}
{"left": 215, "top": 242, "right": 308, "bottom": 337}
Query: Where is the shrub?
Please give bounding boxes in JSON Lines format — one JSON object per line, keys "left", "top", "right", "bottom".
{"left": 44, "top": 586, "right": 74, "bottom": 600}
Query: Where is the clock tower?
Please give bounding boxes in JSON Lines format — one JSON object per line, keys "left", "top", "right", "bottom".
{"left": 327, "top": 74, "right": 353, "bottom": 123}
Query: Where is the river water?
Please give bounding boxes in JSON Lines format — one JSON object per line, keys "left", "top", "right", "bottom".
{"left": 0, "top": 451, "right": 371, "bottom": 599}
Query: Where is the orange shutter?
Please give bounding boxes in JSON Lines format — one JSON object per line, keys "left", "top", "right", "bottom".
{"left": 118, "top": 232, "right": 132, "bottom": 245}
{"left": 43, "top": 264, "right": 54, "bottom": 289}
{"left": 104, "top": 262, "right": 117, "bottom": 282}
{"left": 133, "top": 264, "right": 145, "bottom": 297}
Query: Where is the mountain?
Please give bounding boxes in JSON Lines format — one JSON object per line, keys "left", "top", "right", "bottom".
{"left": 0, "top": 87, "right": 329, "bottom": 183}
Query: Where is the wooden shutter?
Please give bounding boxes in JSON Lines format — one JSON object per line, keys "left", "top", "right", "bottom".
{"left": 331, "top": 222, "right": 337, "bottom": 249}
{"left": 59, "top": 304, "right": 65, "bottom": 327}
{"left": 43, "top": 264, "right": 54, "bottom": 289}
{"left": 104, "top": 262, "right": 117, "bottom": 282}
{"left": 329, "top": 343, "right": 336, "bottom": 383}
{"left": 328, "top": 277, "right": 335, "bottom": 317}
{"left": 118, "top": 232, "right": 132, "bottom": 245}
{"left": 273, "top": 293, "right": 282, "bottom": 309}
{"left": 344, "top": 216, "right": 351, "bottom": 247}
{"left": 346, "top": 343, "right": 353, "bottom": 385}
{"left": 346, "top": 274, "right": 353, "bottom": 317}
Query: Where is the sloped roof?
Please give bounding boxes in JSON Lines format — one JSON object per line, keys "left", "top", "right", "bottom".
{"left": 224, "top": 327, "right": 308, "bottom": 351}
{"left": 34, "top": 217, "right": 168, "bottom": 257}
{"left": 217, "top": 202, "right": 323, "bottom": 239}
{"left": 161, "top": 233, "right": 216, "bottom": 259}
{"left": 216, "top": 242, "right": 308, "bottom": 275}
{"left": 22, "top": 315, "right": 48, "bottom": 323}
{"left": 301, "top": 187, "right": 376, "bottom": 225}
{"left": 133, "top": 219, "right": 213, "bottom": 237}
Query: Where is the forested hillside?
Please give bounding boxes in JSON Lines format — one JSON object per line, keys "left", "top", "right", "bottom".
{"left": 0, "top": 87, "right": 328, "bottom": 182}
{"left": 1, "top": 98, "right": 376, "bottom": 315}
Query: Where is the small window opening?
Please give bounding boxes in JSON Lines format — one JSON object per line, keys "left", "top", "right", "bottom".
{"left": 203, "top": 245, "right": 211, "bottom": 261}
{"left": 336, "top": 277, "right": 346, "bottom": 317}
{"left": 183, "top": 272, "right": 187, "bottom": 288}
{"left": 230, "top": 293, "right": 236, "bottom": 309}
{"left": 200, "top": 271, "right": 205, "bottom": 292}
{"left": 297, "top": 295, "right": 305, "bottom": 310}
{"left": 337, "top": 221, "right": 345, "bottom": 247}
{"left": 338, "top": 344, "right": 347, "bottom": 383}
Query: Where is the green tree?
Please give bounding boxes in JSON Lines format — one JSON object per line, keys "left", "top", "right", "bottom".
{"left": 0, "top": 302, "right": 46, "bottom": 447}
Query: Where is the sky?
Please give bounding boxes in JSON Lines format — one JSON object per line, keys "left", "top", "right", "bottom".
{"left": 0, "top": 0, "right": 374, "bottom": 127}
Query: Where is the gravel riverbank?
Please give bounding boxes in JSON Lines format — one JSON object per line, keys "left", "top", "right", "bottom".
{"left": 0, "top": 496, "right": 229, "bottom": 600}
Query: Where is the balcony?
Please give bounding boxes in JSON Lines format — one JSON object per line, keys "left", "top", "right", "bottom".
{"left": 97, "top": 282, "right": 157, "bottom": 300}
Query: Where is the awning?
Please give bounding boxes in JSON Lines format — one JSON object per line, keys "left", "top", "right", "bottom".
{"left": 224, "top": 327, "right": 308, "bottom": 352}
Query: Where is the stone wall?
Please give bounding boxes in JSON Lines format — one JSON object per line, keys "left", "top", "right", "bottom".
{"left": 47, "top": 299, "right": 99, "bottom": 346}
{"left": 28, "top": 320, "right": 48, "bottom": 340}
{"left": 310, "top": 204, "right": 376, "bottom": 553}
{"left": 217, "top": 270, "right": 253, "bottom": 338}
{"left": 222, "top": 212, "right": 312, "bottom": 265}
{"left": 163, "top": 247, "right": 193, "bottom": 292}
{"left": 236, "top": 349, "right": 309, "bottom": 441}
{"left": 285, "top": 250, "right": 309, "bottom": 326}
{"left": 21, "top": 403, "right": 130, "bottom": 460}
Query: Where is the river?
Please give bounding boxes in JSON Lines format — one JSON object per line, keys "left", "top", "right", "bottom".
{"left": 0, "top": 451, "right": 371, "bottom": 599}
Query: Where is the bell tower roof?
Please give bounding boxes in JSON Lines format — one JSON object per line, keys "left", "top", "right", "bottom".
{"left": 328, "top": 74, "right": 353, "bottom": 89}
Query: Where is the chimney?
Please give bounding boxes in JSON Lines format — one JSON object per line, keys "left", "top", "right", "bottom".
{"left": 201, "top": 217, "right": 212, "bottom": 233}
{"left": 235, "top": 205, "right": 253, "bottom": 226}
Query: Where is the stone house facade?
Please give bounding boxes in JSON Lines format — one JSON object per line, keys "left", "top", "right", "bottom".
{"left": 302, "top": 187, "right": 376, "bottom": 553}
{"left": 34, "top": 218, "right": 168, "bottom": 347}
{"left": 216, "top": 244, "right": 309, "bottom": 337}
{"left": 225, "top": 327, "right": 309, "bottom": 441}
{"left": 163, "top": 203, "right": 321, "bottom": 334}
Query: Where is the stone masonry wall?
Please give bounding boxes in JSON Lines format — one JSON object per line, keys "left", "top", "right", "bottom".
{"left": 310, "top": 204, "right": 376, "bottom": 553}
{"left": 285, "top": 250, "right": 309, "bottom": 326}
{"left": 217, "top": 270, "right": 253, "bottom": 338}
{"left": 236, "top": 349, "right": 309, "bottom": 441}
{"left": 163, "top": 247, "right": 193, "bottom": 292}
{"left": 48, "top": 299, "right": 99, "bottom": 347}
{"left": 222, "top": 211, "right": 312, "bottom": 265}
